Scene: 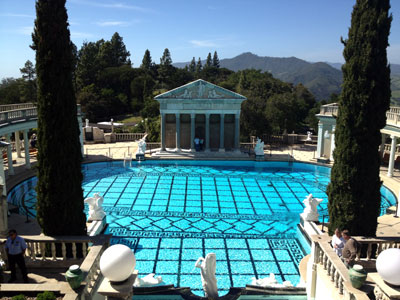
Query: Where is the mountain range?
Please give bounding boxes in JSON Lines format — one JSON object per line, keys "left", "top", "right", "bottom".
{"left": 174, "top": 52, "right": 400, "bottom": 102}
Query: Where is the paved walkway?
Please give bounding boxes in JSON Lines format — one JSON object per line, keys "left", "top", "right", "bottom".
{"left": 3, "top": 141, "right": 400, "bottom": 238}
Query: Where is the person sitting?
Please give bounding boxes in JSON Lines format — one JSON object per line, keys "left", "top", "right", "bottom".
{"left": 341, "top": 229, "right": 359, "bottom": 268}
{"left": 194, "top": 137, "right": 200, "bottom": 151}
{"left": 331, "top": 228, "right": 345, "bottom": 257}
{"left": 30, "top": 133, "right": 37, "bottom": 149}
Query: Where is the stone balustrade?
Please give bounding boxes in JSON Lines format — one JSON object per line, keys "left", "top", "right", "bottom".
{"left": 310, "top": 234, "right": 400, "bottom": 300}
{"left": 0, "top": 234, "right": 111, "bottom": 299}
{"left": 115, "top": 132, "right": 146, "bottom": 142}
{"left": 0, "top": 103, "right": 36, "bottom": 112}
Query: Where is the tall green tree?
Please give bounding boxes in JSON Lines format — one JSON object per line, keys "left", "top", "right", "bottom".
{"left": 189, "top": 57, "right": 196, "bottom": 73}
{"left": 19, "top": 60, "right": 37, "bottom": 103}
{"left": 141, "top": 49, "right": 153, "bottom": 71}
{"left": 327, "top": 0, "right": 392, "bottom": 236}
{"left": 159, "top": 48, "right": 173, "bottom": 88}
{"left": 196, "top": 57, "right": 202, "bottom": 73}
{"left": 32, "top": 0, "right": 86, "bottom": 235}
{"left": 212, "top": 51, "right": 220, "bottom": 68}
{"left": 205, "top": 52, "right": 212, "bottom": 68}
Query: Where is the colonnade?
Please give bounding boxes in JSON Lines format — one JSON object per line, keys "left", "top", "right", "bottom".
{"left": 160, "top": 112, "right": 240, "bottom": 152}
{"left": 316, "top": 121, "right": 336, "bottom": 160}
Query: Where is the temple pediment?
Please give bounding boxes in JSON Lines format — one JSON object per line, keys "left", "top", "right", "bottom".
{"left": 155, "top": 79, "right": 246, "bottom": 100}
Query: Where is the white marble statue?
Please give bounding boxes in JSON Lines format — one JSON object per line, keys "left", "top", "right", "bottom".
{"left": 301, "top": 193, "right": 323, "bottom": 222}
{"left": 254, "top": 138, "right": 265, "bottom": 156}
{"left": 306, "top": 131, "right": 312, "bottom": 141}
{"left": 137, "top": 139, "right": 146, "bottom": 154}
{"left": 195, "top": 253, "right": 218, "bottom": 299}
{"left": 85, "top": 119, "right": 89, "bottom": 127}
{"left": 84, "top": 193, "right": 106, "bottom": 221}
{"left": 134, "top": 273, "right": 163, "bottom": 287}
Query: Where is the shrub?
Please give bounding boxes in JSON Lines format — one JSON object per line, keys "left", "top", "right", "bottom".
{"left": 12, "top": 295, "right": 26, "bottom": 300}
{"left": 37, "top": 291, "right": 56, "bottom": 300}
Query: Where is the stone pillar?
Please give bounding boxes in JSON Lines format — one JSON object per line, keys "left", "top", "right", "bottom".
{"left": 161, "top": 113, "right": 166, "bottom": 151}
{"left": 316, "top": 121, "right": 324, "bottom": 158}
{"left": 15, "top": 131, "right": 22, "bottom": 158}
{"left": 205, "top": 113, "right": 210, "bottom": 151}
{"left": 379, "top": 133, "right": 387, "bottom": 158}
{"left": 78, "top": 116, "right": 84, "bottom": 157}
{"left": 234, "top": 113, "right": 240, "bottom": 152}
{"left": 219, "top": 114, "right": 225, "bottom": 152}
{"left": 329, "top": 125, "right": 335, "bottom": 161}
{"left": 175, "top": 113, "right": 181, "bottom": 152}
{"left": 23, "top": 130, "right": 31, "bottom": 169}
{"left": 5, "top": 134, "right": 14, "bottom": 176}
{"left": 190, "top": 113, "right": 195, "bottom": 152}
{"left": 387, "top": 135, "right": 397, "bottom": 177}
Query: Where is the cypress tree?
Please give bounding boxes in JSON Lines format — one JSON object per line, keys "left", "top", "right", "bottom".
{"left": 196, "top": 57, "right": 202, "bottom": 73}
{"left": 189, "top": 57, "right": 196, "bottom": 73}
{"left": 32, "top": 0, "right": 86, "bottom": 235}
{"left": 205, "top": 52, "right": 212, "bottom": 68}
{"left": 327, "top": 0, "right": 391, "bottom": 236}
{"left": 212, "top": 51, "right": 220, "bottom": 68}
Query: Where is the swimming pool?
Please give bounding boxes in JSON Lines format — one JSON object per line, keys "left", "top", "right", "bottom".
{"left": 7, "top": 160, "right": 396, "bottom": 296}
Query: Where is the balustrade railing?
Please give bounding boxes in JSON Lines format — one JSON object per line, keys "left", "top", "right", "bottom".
{"left": 311, "top": 234, "right": 400, "bottom": 300}
{"left": 115, "top": 132, "right": 146, "bottom": 142}
{"left": 0, "top": 103, "right": 36, "bottom": 112}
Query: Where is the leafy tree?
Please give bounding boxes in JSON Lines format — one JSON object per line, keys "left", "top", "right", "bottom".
{"left": 212, "top": 51, "right": 220, "bottom": 68}
{"left": 327, "top": 0, "right": 392, "bottom": 236}
{"left": 141, "top": 49, "right": 153, "bottom": 71}
{"left": 32, "top": 0, "right": 86, "bottom": 235}
{"left": 189, "top": 57, "right": 196, "bottom": 73}
{"left": 205, "top": 52, "right": 212, "bottom": 68}
{"left": 76, "top": 40, "right": 103, "bottom": 89}
{"left": 159, "top": 48, "right": 174, "bottom": 88}
{"left": 19, "top": 60, "right": 37, "bottom": 103}
{"left": 0, "top": 78, "right": 24, "bottom": 105}
{"left": 196, "top": 57, "right": 202, "bottom": 73}
{"left": 160, "top": 48, "right": 172, "bottom": 66}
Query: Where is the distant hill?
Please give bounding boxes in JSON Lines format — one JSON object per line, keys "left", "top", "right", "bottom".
{"left": 175, "top": 52, "right": 343, "bottom": 100}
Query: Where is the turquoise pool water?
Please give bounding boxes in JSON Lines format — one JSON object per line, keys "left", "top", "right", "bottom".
{"left": 7, "top": 161, "right": 396, "bottom": 296}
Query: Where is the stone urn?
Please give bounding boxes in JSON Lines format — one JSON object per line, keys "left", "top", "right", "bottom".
{"left": 65, "top": 265, "right": 83, "bottom": 290}
{"left": 348, "top": 264, "right": 367, "bottom": 289}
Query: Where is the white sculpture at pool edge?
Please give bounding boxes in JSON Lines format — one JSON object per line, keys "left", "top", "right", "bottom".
{"left": 301, "top": 194, "right": 323, "bottom": 222}
{"left": 84, "top": 193, "right": 106, "bottom": 221}
{"left": 137, "top": 139, "right": 146, "bottom": 154}
{"left": 195, "top": 253, "right": 218, "bottom": 299}
{"left": 254, "top": 137, "right": 264, "bottom": 156}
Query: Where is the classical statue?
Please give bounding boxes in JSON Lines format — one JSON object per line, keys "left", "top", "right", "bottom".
{"left": 195, "top": 253, "right": 218, "bottom": 299}
{"left": 84, "top": 193, "right": 106, "bottom": 221}
{"left": 301, "top": 194, "right": 323, "bottom": 222}
{"left": 306, "top": 131, "right": 312, "bottom": 141}
{"left": 137, "top": 139, "right": 146, "bottom": 154}
{"left": 254, "top": 138, "right": 265, "bottom": 156}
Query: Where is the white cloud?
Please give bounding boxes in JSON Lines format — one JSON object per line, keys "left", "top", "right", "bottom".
{"left": 0, "top": 13, "right": 34, "bottom": 18}
{"left": 95, "top": 21, "right": 130, "bottom": 27}
{"left": 190, "top": 40, "right": 219, "bottom": 48}
{"left": 69, "top": 0, "right": 155, "bottom": 13}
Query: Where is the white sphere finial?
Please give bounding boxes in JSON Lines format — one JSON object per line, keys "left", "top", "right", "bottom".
{"left": 376, "top": 248, "right": 400, "bottom": 286}
{"left": 99, "top": 244, "right": 136, "bottom": 282}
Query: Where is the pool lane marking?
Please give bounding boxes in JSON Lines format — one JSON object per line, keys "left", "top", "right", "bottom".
{"left": 267, "top": 239, "right": 285, "bottom": 282}
{"left": 129, "top": 176, "right": 146, "bottom": 211}
{"left": 147, "top": 175, "right": 161, "bottom": 211}
{"left": 113, "top": 175, "right": 134, "bottom": 207}
{"left": 214, "top": 177, "right": 222, "bottom": 214}
{"left": 245, "top": 238, "right": 259, "bottom": 279}
{"left": 166, "top": 176, "right": 175, "bottom": 212}
{"left": 255, "top": 178, "right": 273, "bottom": 213}
{"left": 242, "top": 177, "right": 261, "bottom": 218}
{"left": 227, "top": 177, "right": 239, "bottom": 215}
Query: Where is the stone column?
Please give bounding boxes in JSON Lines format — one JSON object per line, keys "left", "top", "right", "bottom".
{"left": 160, "top": 113, "right": 166, "bottom": 151}
{"left": 175, "top": 113, "right": 181, "bottom": 152}
{"left": 316, "top": 121, "right": 324, "bottom": 158}
{"left": 379, "top": 133, "right": 387, "bottom": 158}
{"left": 205, "top": 113, "right": 210, "bottom": 151}
{"left": 23, "top": 130, "right": 31, "bottom": 169}
{"left": 387, "top": 135, "right": 397, "bottom": 177}
{"left": 5, "top": 134, "right": 14, "bottom": 176}
{"left": 329, "top": 125, "right": 335, "bottom": 161}
{"left": 219, "top": 114, "right": 225, "bottom": 152}
{"left": 78, "top": 116, "right": 84, "bottom": 157}
{"left": 190, "top": 113, "right": 195, "bottom": 152}
{"left": 15, "top": 131, "right": 22, "bottom": 158}
{"left": 234, "top": 113, "right": 240, "bottom": 152}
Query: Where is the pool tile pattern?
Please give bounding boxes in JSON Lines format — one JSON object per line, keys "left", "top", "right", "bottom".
{"left": 7, "top": 161, "right": 396, "bottom": 296}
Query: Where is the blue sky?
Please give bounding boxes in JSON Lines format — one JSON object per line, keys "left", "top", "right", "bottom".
{"left": 1, "top": 0, "right": 400, "bottom": 79}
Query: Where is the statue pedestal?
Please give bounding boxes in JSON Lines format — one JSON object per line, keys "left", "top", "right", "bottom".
{"left": 98, "top": 270, "right": 138, "bottom": 299}
{"left": 255, "top": 155, "right": 265, "bottom": 161}
{"left": 87, "top": 216, "right": 107, "bottom": 236}
{"left": 135, "top": 153, "right": 145, "bottom": 161}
